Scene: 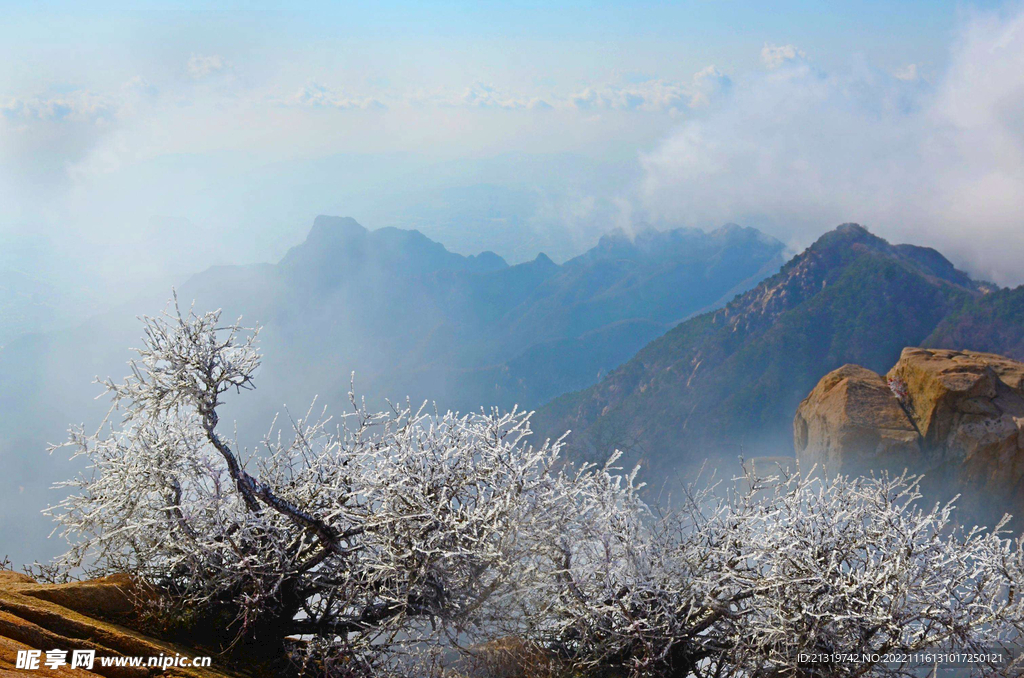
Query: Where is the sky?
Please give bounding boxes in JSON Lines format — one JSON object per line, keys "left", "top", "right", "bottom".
{"left": 2, "top": 0, "right": 1024, "bottom": 298}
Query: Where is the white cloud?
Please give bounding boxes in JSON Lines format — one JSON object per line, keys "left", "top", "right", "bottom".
{"left": 428, "top": 82, "right": 551, "bottom": 110}
{"left": 570, "top": 81, "right": 686, "bottom": 112}
{"left": 187, "top": 53, "right": 228, "bottom": 79}
{"left": 894, "top": 63, "right": 919, "bottom": 81}
{"left": 640, "top": 7, "right": 1024, "bottom": 285}
{"left": 1, "top": 90, "right": 116, "bottom": 124}
{"left": 688, "top": 66, "right": 732, "bottom": 107}
{"left": 401, "top": 70, "right": 729, "bottom": 114}
{"left": 0, "top": 79, "right": 158, "bottom": 201}
{"left": 760, "top": 43, "right": 807, "bottom": 69}
{"left": 405, "top": 76, "right": 729, "bottom": 113}
{"left": 568, "top": 69, "right": 731, "bottom": 113}
{"left": 286, "top": 82, "right": 386, "bottom": 110}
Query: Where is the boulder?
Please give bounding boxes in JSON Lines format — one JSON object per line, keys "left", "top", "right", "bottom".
{"left": 886, "top": 349, "right": 1024, "bottom": 506}
{"left": 795, "top": 348, "right": 1024, "bottom": 524}
{"left": 793, "top": 364, "right": 920, "bottom": 476}
{"left": 886, "top": 348, "right": 1024, "bottom": 446}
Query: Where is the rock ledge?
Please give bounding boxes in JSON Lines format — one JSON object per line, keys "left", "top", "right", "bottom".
{"left": 0, "top": 570, "right": 236, "bottom": 677}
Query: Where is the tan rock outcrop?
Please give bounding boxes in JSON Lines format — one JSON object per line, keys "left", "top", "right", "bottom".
{"left": 887, "top": 348, "right": 1024, "bottom": 446}
{"left": 795, "top": 348, "right": 1024, "bottom": 524}
{"left": 793, "top": 364, "right": 920, "bottom": 476}
{"left": 0, "top": 570, "right": 235, "bottom": 677}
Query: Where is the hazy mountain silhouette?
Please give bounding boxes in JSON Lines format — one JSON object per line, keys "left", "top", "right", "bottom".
{"left": 0, "top": 270, "right": 95, "bottom": 349}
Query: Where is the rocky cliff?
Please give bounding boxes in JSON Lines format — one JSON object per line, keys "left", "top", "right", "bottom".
{"left": 795, "top": 348, "right": 1024, "bottom": 524}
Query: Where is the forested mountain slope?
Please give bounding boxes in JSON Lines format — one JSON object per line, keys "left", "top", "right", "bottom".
{"left": 532, "top": 224, "right": 993, "bottom": 474}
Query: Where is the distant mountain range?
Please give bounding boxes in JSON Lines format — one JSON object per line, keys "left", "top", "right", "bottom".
{"left": 532, "top": 224, "right": 1022, "bottom": 476}
{"left": 171, "top": 216, "right": 786, "bottom": 415}
{"left": 0, "top": 216, "right": 786, "bottom": 565}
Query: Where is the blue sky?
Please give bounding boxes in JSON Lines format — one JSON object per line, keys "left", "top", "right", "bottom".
{"left": 3, "top": 0, "right": 1024, "bottom": 291}
{"left": 0, "top": 1, "right": 986, "bottom": 91}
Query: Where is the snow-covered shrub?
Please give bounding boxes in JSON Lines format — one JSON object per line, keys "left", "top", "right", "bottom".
{"left": 534, "top": 469, "right": 1024, "bottom": 676}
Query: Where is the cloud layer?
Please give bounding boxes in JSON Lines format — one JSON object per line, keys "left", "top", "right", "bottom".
{"left": 0, "top": 62, "right": 718, "bottom": 208}
{"left": 639, "top": 6, "right": 1024, "bottom": 285}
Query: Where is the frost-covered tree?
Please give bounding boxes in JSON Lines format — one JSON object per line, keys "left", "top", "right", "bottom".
{"left": 47, "top": 297, "right": 1024, "bottom": 677}
{"left": 46, "top": 297, "right": 610, "bottom": 675}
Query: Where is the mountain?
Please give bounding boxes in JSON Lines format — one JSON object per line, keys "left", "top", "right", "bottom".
{"left": 403, "top": 223, "right": 787, "bottom": 408}
{"left": 0, "top": 216, "right": 785, "bottom": 567}
{"left": 531, "top": 224, "right": 991, "bottom": 475}
{"left": 153, "top": 218, "right": 783, "bottom": 414}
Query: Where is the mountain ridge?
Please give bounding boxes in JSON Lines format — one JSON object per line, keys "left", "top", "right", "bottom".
{"left": 531, "top": 223, "right": 992, "bottom": 474}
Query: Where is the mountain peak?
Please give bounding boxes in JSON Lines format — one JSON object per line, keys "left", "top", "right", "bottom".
{"left": 595, "top": 226, "right": 655, "bottom": 247}
{"left": 710, "top": 222, "right": 785, "bottom": 248}
{"left": 712, "top": 222, "right": 746, "bottom": 235}
{"left": 811, "top": 222, "right": 886, "bottom": 251}
{"left": 308, "top": 215, "right": 367, "bottom": 242}
{"left": 278, "top": 215, "right": 370, "bottom": 270}
{"left": 835, "top": 222, "right": 870, "bottom": 236}
{"left": 801, "top": 223, "right": 978, "bottom": 290}
{"left": 578, "top": 224, "right": 782, "bottom": 267}
{"left": 279, "top": 216, "right": 511, "bottom": 282}
{"left": 465, "top": 250, "right": 509, "bottom": 272}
